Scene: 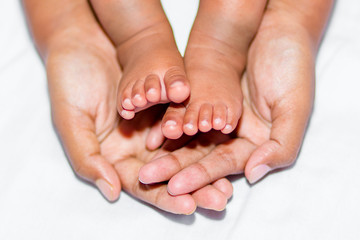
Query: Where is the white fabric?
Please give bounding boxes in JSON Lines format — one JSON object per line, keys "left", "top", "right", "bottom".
{"left": 1, "top": 0, "right": 360, "bottom": 239}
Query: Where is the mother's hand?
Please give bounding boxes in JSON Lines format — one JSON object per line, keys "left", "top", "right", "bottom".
{"left": 42, "top": 1, "right": 232, "bottom": 214}
{"left": 46, "top": 25, "right": 122, "bottom": 200}
{"left": 104, "top": 107, "right": 234, "bottom": 213}
{"left": 140, "top": 0, "right": 333, "bottom": 195}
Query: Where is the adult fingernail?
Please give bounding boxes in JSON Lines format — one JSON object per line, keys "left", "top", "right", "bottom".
{"left": 138, "top": 177, "right": 146, "bottom": 184}
{"left": 215, "top": 206, "right": 227, "bottom": 212}
{"left": 96, "top": 179, "right": 116, "bottom": 202}
{"left": 185, "top": 206, "right": 197, "bottom": 215}
{"left": 248, "top": 164, "right": 271, "bottom": 184}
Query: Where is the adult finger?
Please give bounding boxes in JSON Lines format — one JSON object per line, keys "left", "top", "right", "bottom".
{"left": 211, "top": 178, "right": 234, "bottom": 199}
{"left": 192, "top": 178, "right": 233, "bottom": 211}
{"left": 244, "top": 100, "right": 311, "bottom": 184}
{"left": 139, "top": 131, "right": 230, "bottom": 184}
{"left": 145, "top": 118, "right": 165, "bottom": 150}
{"left": 116, "top": 156, "right": 233, "bottom": 213}
{"left": 167, "top": 138, "right": 256, "bottom": 195}
{"left": 53, "top": 106, "right": 121, "bottom": 202}
{"left": 114, "top": 157, "right": 196, "bottom": 215}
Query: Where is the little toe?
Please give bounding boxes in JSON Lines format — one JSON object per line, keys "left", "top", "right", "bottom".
{"left": 119, "top": 82, "right": 135, "bottom": 111}
{"left": 183, "top": 103, "right": 199, "bottom": 136}
{"left": 198, "top": 103, "right": 213, "bottom": 132}
{"left": 164, "top": 67, "right": 190, "bottom": 103}
{"left": 161, "top": 103, "right": 186, "bottom": 139}
{"left": 144, "top": 74, "right": 161, "bottom": 103}
{"left": 131, "top": 80, "right": 147, "bottom": 108}
{"left": 120, "top": 109, "right": 135, "bottom": 120}
{"left": 221, "top": 105, "right": 242, "bottom": 134}
{"left": 212, "top": 103, "right": 227, "bottom": 130}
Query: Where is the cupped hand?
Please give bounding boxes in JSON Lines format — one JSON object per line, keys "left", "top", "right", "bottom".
{"left": 102, "top": 107, "right": 233, "bottom": 213}
{"left": 140, "top": 4, "right": 320, "bottom": 195}
{"left": 46, "top": 28, "right": 122, "bottom": 199}
{"left": 46, "top": 22, "right": 233, "bottom": 214}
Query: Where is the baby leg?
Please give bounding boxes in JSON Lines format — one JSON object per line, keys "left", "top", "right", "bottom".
{"left": 91, "top": 0, "right": 190, "bottom": 119}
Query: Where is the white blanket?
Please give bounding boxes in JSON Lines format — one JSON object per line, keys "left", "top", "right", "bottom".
{"left": 1, "top": 0, "right": 359, "bottom": 239}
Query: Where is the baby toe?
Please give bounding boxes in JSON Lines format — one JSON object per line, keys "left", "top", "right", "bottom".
{"left": 144, "top": 74, "right": 161, "bottom": 103}
{"left": 198, "top": 103, "right": 213, "bottom": 132}
{"left": 221, "top": 103, "right": 242, "bottom": 134}
{"left": 212, "top": 103, "right": 227, "bottom": 130}
{"left": 161, "top": 103, "right": 186, "bottom": 139}
{"left": 120, "top": 109, "right": 135, "bottom": 120}
{"left": 183, "top": 103, "right": 199, "bottom": 136}
{"left": 164, "top": 67, "right": 190, "bottom": 103}
{"left": 131, "top": 80, "right": 147, "bottom": 108}
{"left": 119, "top": 82, "right": 135, "bottom": 111}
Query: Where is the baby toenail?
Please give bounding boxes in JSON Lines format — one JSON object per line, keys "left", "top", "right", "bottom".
{"left": 214, "top": 118, "right": 222, "bottom": 125}
{"left": 170, "top": 81, "right": 184, "bottom": 88}
{"left": 200, "top": 120, "right": 209, "bottom": 127}
{"left": 184, "top": 123, "right": 194, "bottom": 130}
{"left": 147, "top": 88, "right": 156, "bottom": 95}
{"left": 134, "top": 94, "right": 142, "bottom": 101}
{"left": 123, "top": 98, "right": 133, "bottom": 108}
{"left": 165, "top": 120, "right": 177, "bottom": 127}
{"left": 224, "top": 124, "right": 232, "bottom": 132}
{"left": 121, "top": 110, "right": 130, "bottom": 118}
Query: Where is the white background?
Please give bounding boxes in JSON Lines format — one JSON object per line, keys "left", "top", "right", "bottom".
{"left": 1, "top": 0, "right": 360, "bottom": 239}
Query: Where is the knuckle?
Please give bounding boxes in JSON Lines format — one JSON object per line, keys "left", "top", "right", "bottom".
{"left": 167, "top": 154, "right": 183, "bottom": 170}
{"left": 277, "top": 144, "right": 300, "bottom": 166}
{"left": 193, "top": 145, "right": 213, "bottom": 158}
{"left": 131, "top": 184, "right": 139, "bottom": 196}
{"left": 71, "top": 154, "right": 100, "bottom": 182}
{"left": 269, "top": 139, "right": 299, "bottom": 167}
{"left": 73, "top": 162, "right": 87, "bottom": 180}
{"left": 132, "top": 180, "right": 143, "bottom": 196}
{"left": 154, "top": 188, "right": 165, "bottom": 206}
{"left": 213, "top": 146, "right": 237, "bottom": 170}
{"left": 282, "top": 149, "right": 299, "bottom": 166}
{"left": 193, "top": 162, "right": 212, "bottom": 182}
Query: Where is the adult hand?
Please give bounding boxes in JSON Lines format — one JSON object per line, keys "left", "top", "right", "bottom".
{"left": 139, "top": 0, "right": 333, "bottom": 195}
{"left": 42, "top": 3, "right": 232, "bottom": 214}
{"left": 103, "top": 107, "right": 234, "bottom": 213}
{"left": 24, "top": 0, "right": 122, "bottom": 202}
{"left": 46, "top": 26, "right": 122, "bottom": 199}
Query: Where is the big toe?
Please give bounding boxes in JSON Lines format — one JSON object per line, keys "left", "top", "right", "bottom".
{"left": 164, "top": 67, "right": 190, "bottom": 103}
{"left": 161, "top": 103, "right": 186, "bottom": 139}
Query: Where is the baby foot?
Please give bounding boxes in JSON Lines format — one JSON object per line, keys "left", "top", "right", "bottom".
{"left": 161, "top": 0, "right": 267, "bottom": 139}
{"left": 161, "top": 42, "right": 243, "bottom": 139}
{"left": 90, "top": 0, "right": 190, "bottom": 120}
{"left": 117, "top": 22, "right": 190, "bottom": 120}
